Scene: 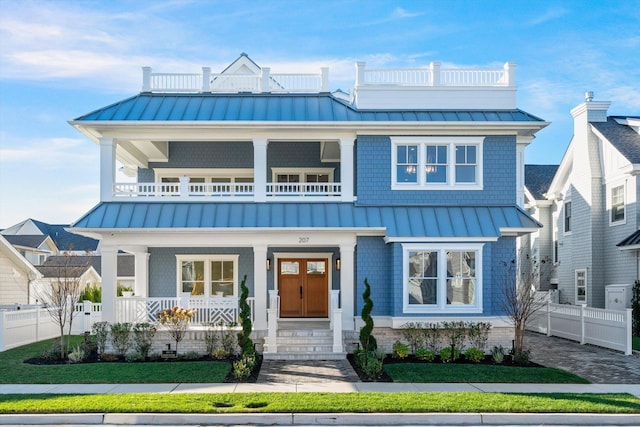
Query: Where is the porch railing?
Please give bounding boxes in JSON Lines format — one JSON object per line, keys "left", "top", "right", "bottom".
{"left": 113, "top": 182, "right": 341, "bottom": 199}
{"left": 115, "top": 297, "right": 254, "bottom": 325}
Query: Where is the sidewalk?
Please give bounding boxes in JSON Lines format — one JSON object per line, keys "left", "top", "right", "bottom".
{"left": 1, "top": 381, "right": 639, "bottom": 396}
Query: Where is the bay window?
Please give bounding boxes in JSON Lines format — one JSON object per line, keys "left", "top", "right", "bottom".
{"left": 392, "top": 137, "right": 483, "bottom": 189}
{"left": 177, "top": 255, "right": 239, "bottom": 297}
{"left": 403, "top": 243, "right": 483, "bottom": 313}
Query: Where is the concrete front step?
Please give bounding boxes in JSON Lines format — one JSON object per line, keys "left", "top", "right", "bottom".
{"left": 263, "top": 351, "right": 347, "bottom": 361}
{"left": 277, "top": 329, "right": 333, "bottom": 337}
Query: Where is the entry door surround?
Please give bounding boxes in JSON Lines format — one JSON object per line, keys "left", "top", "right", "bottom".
{"left": 275, "top": 252, "right": 333, "bottom": 319}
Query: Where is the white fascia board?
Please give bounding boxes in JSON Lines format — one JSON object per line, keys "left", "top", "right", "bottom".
{"left": 499, "top": 226, "right": 541, "bottom": 236}
{"left": 619, "top": 244, "right": 640, "bottom": 251}
{"left": 69, "top": 228, "right": 385, "bottom": 247}
{"left": 69, "top": 120, "right": 549, "bottom": 140}
{"left": 384, "top": 236, "right": 498, "bottom": 243}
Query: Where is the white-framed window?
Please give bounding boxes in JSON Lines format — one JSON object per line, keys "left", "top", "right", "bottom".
{"left": 176, "top": 255, "right": 239, "bottom": 298}
{"left": 391, "top": 137, "right": 483, "bottom": 190}
{"left": 575, "top": 269, "right": 587, "bottom": 304}
{"left": 155, "top": 168, "right": 254, "bottom": 184}
{"left": 563, "top": 201, "right": 572, "bottom": 234}
{"left": 271, "top": 167, "right": 335, "bottom": 184}
{"left": 610, "top": 184, "right": 625, "bottom": 224}
{"left": 402, "top": 243, "right": 483, "bottom": 313}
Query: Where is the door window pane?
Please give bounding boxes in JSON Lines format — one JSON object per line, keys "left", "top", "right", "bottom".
{"left": 307, "top": 261, "right": 326, "bottom": 275}
{"left": 281, "top": 261, "right": 299, "bottom": 274}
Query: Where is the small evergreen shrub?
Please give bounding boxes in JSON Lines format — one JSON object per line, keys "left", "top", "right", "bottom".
{"left": 355, "top": 349, "right": 385, "bottom": 380}
{"left": 401, "top": 322, "right": 424, "bottom": 353}
{"left": 67, "top": 344, "right": 87, "bottom": 364}
{"left": 513, "top": 349, "right": 531, "bottom": 365}
{"left": 415, "top": 348, "right": 435, "bottom": 362}
{"left": 183, "top": 351, "right": 201, "bottom": 360}
{"left": 232, "top": 354, "right": 256, "bottom": 380}
{"left": 464, "top": 347, "right": 485, "bottom": 363}
{"left": 91, "top": 321, "right": 109, "bottom": 355}
{"left": 110, "top": 322, "right": 132, "bottom": 357}
{"left": 391, "top": 341, "right": 409, "bottom": 359}
{"left": 439, "top": 346, "right": 460, "bottom": 363}
{"left": 632, "top": 280, "right": 640, "bottom": 336}
{"left": 492, "top": 345, "right": 505, "bottom": 364}
{"left": 125, "top": 352, "right": 145, "bottom": 363}
{"left": 237, "top": 275, "right": 255, "bottom": 357}
{"left": 359, "top": 278, "right": 377, "bottom": 352}
{"left": 78, "top": 284, "right": 102, "bottom": 303}
{"left": 133, "top": 323, "right": 156, "bottom": 359}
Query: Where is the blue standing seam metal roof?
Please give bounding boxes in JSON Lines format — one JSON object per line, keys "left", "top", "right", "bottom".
{"left": 73, "top": 93, "right": 545, "bottom": 123}
{"left": 71, "top": 202, "right": 540, "bottom": 238}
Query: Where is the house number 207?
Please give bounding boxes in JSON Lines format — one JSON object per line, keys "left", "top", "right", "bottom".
{"left": 298, "top": 237, "right": 310, "bottom": 243}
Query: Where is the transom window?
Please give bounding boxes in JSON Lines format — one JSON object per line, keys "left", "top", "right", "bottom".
{"left": 403, "top": 243, "right": 483, "bottom": 313}
{"left": 176, "top": 255, "right": 239, "bottom": 298}
{"left": 392, "top": 137, "right": 483, "bottom": 190}
{"left": 271, "top": 168, "right": 334, "bottom": 184}
{"left": 156, "top": 168, "right": 253, "bottom": 184}
{"left": 611, "top": 185, "right": 625, "bottom": 224}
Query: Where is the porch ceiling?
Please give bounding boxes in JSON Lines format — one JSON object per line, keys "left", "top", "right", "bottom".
{"left": 70, "top": 202, "right": 539, "bottom": 239}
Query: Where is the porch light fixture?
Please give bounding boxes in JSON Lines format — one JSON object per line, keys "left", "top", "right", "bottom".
{"left": 266, "top": 259, "right": 271, "bottom": 270}
{"left": 336, "top": 258, "right": 341, "bottom": 270}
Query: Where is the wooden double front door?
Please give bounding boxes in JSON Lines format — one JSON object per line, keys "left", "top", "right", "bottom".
{"left": 278, "top": 258, "right": 329, "bottom": 318}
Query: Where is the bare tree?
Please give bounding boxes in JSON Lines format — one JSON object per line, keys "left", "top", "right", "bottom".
{"left": 37, "top": 252, "right": 91, "bottom": 358}
{"left": 501, "top": 250, "right": 553, "bottom": 355}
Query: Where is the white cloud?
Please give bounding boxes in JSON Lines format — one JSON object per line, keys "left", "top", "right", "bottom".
{"left": 391, "top": 7, "right": 423, "bottom": 19}
{"left": 527, "top": 7, "right": 568, "bottom": 26}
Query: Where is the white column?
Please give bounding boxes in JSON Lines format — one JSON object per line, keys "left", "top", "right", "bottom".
{"left": 355, "top": 62, "right": 365, "bottom": 87}
{"left": 100, "top": 245, "right": 118, "bottom": 322}
{"left": 261, "top": 67, "right": 271, "bottom": 92}
{"left": 99, "top": 137, "right": 116, "bottom": 202}
{"left": 253, "top": 138, "right": 268, "bottom": 202}
{"left": 339, "top": 138, "right": 355, "bottom": 202}
{"left": 201, "top": 67, "right": 211, "bottom": 92}
{"left": 504, "top": 62, "right": 517, "bottom": 87}
{"left": 429, "top": 61, "right": 441, "bottom": 86}
{"left": 133, "top": 251, "right": 149, "bottom": 298}
{"left": 253, "top": 245, "right": 268, "bottom": 330}
{"left": 516, "top": 137, "right": 530, "bottom": 208}
{"left": 339, "top": 243, "right": 355, "bottom": 330}
{"left": 320, "top": 67, "right": 329, "bottom": 92}
{"left": 142, "top": 66, "right": 152, "bottom": 92}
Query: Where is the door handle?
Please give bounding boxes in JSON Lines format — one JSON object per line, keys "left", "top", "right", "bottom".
{"left": 300, "top": 286, "right": 303, "bottom": 299}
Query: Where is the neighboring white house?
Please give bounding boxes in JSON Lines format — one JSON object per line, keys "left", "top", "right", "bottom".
{"left": 543, "top": 93, "right": 639, "bottom": 307}
{"left": 1, "top": 235, "right": 58, "bottom": 266}
{"left": 1, "top": 218, "right": 99, "bottom": 254}
{"left": 0, "top": 235, "right": 42, "bottom": 305}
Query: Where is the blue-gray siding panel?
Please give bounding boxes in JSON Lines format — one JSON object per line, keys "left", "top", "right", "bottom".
{"left": 356, "top": 135, "right": 517, "bottom": 206}
{"left": 355, "top": 237, "right": 392, "bottom": 316}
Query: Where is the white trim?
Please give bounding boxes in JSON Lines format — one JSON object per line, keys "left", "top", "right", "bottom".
{"left": 385, "top": 236, "right": 497, "bottom": 243}
{"left": 271, "top": 167, "right": 335, "bottom": 183}
{"left": 575, "top": 268, "right": 587, "bottom": 304}
{"left": 154, "top": 168, "right": 254, "bottom": 182}
{"left": 401, "top": 243, "right": 484, "bottom": 314}
{"left": 175, "top": 254, "right": 239, "bottom": 298}
{"left": 391, "top": 137, "right": 484, "bottom": 191}
{"left": 609, "top": 183, "right": 627, "bottom": 226}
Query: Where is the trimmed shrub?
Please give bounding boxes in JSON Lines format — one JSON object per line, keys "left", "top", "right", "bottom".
{"left": 415, "top": 348, "right": 435, "bottom": 362}
{"left": 359, "top": 278, "right": 377, "bottom": 352}
{"left": 392, "top": 341, "right": 409, "bottom": 359}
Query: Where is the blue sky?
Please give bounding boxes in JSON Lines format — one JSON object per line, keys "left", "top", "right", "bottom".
{"left": 1, "top": 0, "right": 639, "bottom": 228}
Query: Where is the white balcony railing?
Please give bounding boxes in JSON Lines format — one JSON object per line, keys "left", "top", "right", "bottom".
{"left": 266, "top": 182, "right": 342, "bottom": 196}
{"left": 142, "top": 66, "right": 329, "bottom": 93}
{"left": 357, "top": 61, "right": 515, "bottom": 87}
{"left": 112, "top": 182, "right": 341, "bottom": 199}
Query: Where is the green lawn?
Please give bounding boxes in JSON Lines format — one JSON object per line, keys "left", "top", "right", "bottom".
{"left": 0, "top": 337, "right": 230, "bottom": 384}
{"left": 384, "top": 363, "right": 589, "bottom": 383}
{"left": 0, "top": 392, "right": 638, "bottom": 414}
{"left": 633, "top": 336, "right": 640, "bottom": 352}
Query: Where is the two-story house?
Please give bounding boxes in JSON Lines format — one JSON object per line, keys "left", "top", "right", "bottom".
{"left": 68, "top": 54, "right": 547, "bottom": 358}
{"left": 545, "top": 93, "right": 639, "bottom": 308}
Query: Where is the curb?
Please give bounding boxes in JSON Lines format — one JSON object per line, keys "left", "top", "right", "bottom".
{"left": 1, "top": 412, "right": 639, "bottom": 426}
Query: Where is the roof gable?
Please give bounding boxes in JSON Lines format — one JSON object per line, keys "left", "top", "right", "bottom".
{"left": 591, "top": 117, "right": 640, "bottom": 164}
{"left": 0, "top": 235, "right": 42, "bottom": 280}
{"left": 525, "top": 165, "right": 559, "bottom": 200}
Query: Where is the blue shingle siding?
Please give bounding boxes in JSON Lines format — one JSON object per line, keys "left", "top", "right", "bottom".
{"left": 267, "top": 142, "right": 340, "bottom": 181}
{"left": 487, "top": 237, "right": 516, "bottom": 316}
{"left": 355, "top": 237, "right": 392, "bottom": 316}
{"left": 139, "top": 141, "right": 254, "bottom": 182}
{"left": 356, "top": 135, "right": 517, "bottom": 206}
{"left": 148, "top": 247, "right": 254, "bottom": 297}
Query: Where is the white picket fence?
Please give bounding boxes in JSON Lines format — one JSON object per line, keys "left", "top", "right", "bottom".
{"left": 0, "top": 302, "right": 102, "bottom": 352}
{"left": 527, "top": 302, "right": 633, "bottom": 355}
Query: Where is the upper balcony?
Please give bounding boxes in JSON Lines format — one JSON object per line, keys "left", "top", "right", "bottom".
{"left": 140, "top": 54, "right": 516, "bottom": 110}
